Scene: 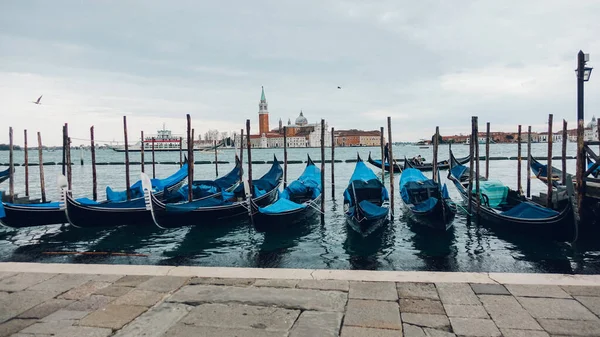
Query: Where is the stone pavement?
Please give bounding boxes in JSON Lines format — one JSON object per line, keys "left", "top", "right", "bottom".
{"left": 1, "top": 264, "right": 600, "bottom": 336}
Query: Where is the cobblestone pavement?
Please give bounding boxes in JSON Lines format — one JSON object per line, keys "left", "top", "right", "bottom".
{"left": 1, "top": 270, "right": 600, "bottom": 336}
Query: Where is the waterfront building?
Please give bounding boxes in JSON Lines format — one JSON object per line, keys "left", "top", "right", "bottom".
{"left": 585, "top": 116, "right": 599, "bottom": 141}
{"left": 334, "top": 130, "right": 382, "bottom": 147}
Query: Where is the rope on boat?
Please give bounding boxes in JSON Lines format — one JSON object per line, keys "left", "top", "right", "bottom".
{"left": 42, "top": 251, "right": 149, "bottom": 257}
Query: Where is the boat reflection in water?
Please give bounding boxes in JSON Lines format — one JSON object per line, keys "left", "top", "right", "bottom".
{"left": 404, "top": 212, "right": 458, "bottom": 272}
{"left": 343, "top": 219, "right": 395, "bottom": 270}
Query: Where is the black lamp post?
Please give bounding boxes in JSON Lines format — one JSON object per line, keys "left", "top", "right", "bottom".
{"left": 576, "top": 50, "right": 593, "bottom": 221}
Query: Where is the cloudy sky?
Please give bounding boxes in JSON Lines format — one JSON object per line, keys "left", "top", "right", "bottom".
{"left": 1, "top": 0, "right": 599, "bottom": 146}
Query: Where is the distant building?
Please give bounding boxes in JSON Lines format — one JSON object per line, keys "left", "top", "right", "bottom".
{"left": 334, "top": 130, "right": 382, "bottom": 147}
{"left": 585, "top": 116, "right": 599, "bottom": 141}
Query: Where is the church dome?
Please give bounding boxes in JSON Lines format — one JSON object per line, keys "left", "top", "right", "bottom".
{"left": 295, "top": 111, "right": 308, "bottom": 126}
{"left": 588, "top": 116, "right": 597, "bottom": 128}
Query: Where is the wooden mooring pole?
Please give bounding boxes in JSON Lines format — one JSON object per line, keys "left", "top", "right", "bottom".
{"left": 387, "top": 117, "right": 394, "bottom": 217}
{"left": 527, "top": 126, "right": 532, "bottom": 198}
{"left": 547, "top": 114, "right": 553, "bottom": 208}
{"left": 67, "top": 136, "right": 72, "bottom": 191}
{"left": 467, "top": 119, "right": 475, "bottom": 215}
{"left": 179, "top": 137, "right": 183, "bottom": 167}
{"left": 474, "top": 117, "right": 480, "bottom": 212}
{"left": 576, "top": 50, "right": 586, "bottom": 222}
{"left": 123, "top": 116, "right": 131, "bottom": 200}
{"left": 151, "top": 137, "right": 156, "bottom": 179}
{"left": 62, "top": 124, "right": 66, "bottom": 176}
{"left": 239, "top": 129, "right": 244, "bottom": 165}
{"left": 186, "top": 115, "right": 193, "bottom": 202}
{"left": 24, "top": 129, "right": 29, "bottom": 196}
{"left": 320, "top": 120, "right": 326, "bottom": 214}
{"left": 214, "top": 140, "right": 219, "bottom": 177}
{"left": 484, "top": 122, "right": 490, "bottom": 179}
{"left": 91, "top": 126, "right": 97, "bottom": 201}
{"left": 380, "top": 127, "right": 385, "bottom": 183}
{"left": 140, "top": 131, "right": 145, "bottom": 173}
{"left": 37, "top": 132, "right": 46, "bottom": 203}
{"left": 331, "top": 127, "right": 335, "bottom": 199}
{"left": 433, "top": 126, "right": 439, "bottom": 182}
{"left": 517, "top": 125, "right": 522, "bottom": 193}
{"left": 8, "top": 127, "right": 14, "bottom": 202}
{"left": 283, "top": 126, "right": 287, "bottom": 189}
{"left": 245, "top": 120, "right": 253, "bottom": 199}
{"left": 562, "top": 120, "right": 568, "bottom": 185}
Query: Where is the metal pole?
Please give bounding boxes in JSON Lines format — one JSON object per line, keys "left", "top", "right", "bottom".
{"left": 37, "top": 132, "right": 46, "bottom": 203}
{"left": 433, "top": 126, "right": 439, "bottom": 182}
{"left": 24, "top": 129, "right": 29, "bottom": 196}
{"left": 380, "top": 126, "right": 385, "bottom": 183}
{"left": 527, "top": 126, "right": 532, "bottom": 198}
{"left": 140, "top": 131, "right": 145, "bottom": 173}
{"left": 547, "top": 114, "right": 554, "bottom": 208}
{"left": 576, "top": 50, "right": 585, "bottom": 221}
{"left": 187, "top": 114, "right": 193, "bottom": 202}
{"left": 320, "top": 119, "right": 325, "bottom": 215}
{"left": 8, "top": 127, "right": 14, "bottom": 202}
{"left": 562, "top": 120, "right": 568, "bottom": 186}
{"left": 485, "top": 122, "right": 490, "bottom": 179}
{"left": 123, "top": 116, "right": 131, "bottom": 200}
{"left": 331, "top": 127, "right": 335, "bottom": 199}
{"left": 152, "top": 137, "right": 156, "bottom": 179}
{"left": 283, "top": 126, "right": 287, "bottom": 189}
{"left": 387, "top": 117, "right": 394, "bottom": 217}
{"left": 91, "top": 126, "right": 97, "bottom": 201}
{"left": 214, "top": 140, "right": 219, "bottom": 177}
{"left": 517, "top": 125, "right": 522, "bottom": 193}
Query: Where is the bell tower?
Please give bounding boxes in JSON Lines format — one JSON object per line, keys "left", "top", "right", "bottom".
{"left": 258, "top": 86, "right": 269, "bottom": 135}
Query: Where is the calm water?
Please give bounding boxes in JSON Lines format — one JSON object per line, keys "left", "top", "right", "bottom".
{"left": 1, "top": 143, "right": 599, "bottom": 274}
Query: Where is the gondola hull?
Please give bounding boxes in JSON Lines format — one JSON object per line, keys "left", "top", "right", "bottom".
{"left": 367, "top": 155, "right": 402, "bottom": 173}
{"left": 369, "top": 153, "right": 470, "bottom": 172}
{"left": 253, "top": 196, "right": 322, "bottom": 232}
{"left": 345, "top": 211, "right": 389, "bottom": 237}
{"left": 0, "top": 204, "right": 67, "bottom": 228}
{"left": 0, "top": 167, "right": 10, "bottom": 184}
{"left": 406, "top": 199, "right": 456, "bottom": 231}
{"left": 65, "top": 194, "right": 153, "bottom": 228}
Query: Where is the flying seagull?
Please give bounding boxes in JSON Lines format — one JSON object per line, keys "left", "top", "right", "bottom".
{"left": 32, "top": 95, "right": 43, "bottom": 105}
{"left": 337, "top": 86, "right": 342, "bottom": 89}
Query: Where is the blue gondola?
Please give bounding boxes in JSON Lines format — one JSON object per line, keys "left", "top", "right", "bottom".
{"left": 0, "top": 167, "right": 10, "bottom": 184}
{"left": 252, "top": 155, "right": 322, "bottom": 232}
{"left": 145, "top": 156, "right": 283, "bottom": 229}
{"left": 399, "top": 164, "right": 456, "bottom": 231}
{"left": 529, "top": 155, "right": 562, "bottom": 188}
{"left": 448, "top": 150, "right": 576, "bottom": 242}
{"left": 344, "top": 154, "right": 390, "bottom": 236}
{"left": 0, "top": 162, "right": 192, "bottom": 229}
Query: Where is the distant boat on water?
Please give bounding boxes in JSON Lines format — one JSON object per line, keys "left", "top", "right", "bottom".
{"left": 111, "top": 127, "right": 224, "bottom": 152}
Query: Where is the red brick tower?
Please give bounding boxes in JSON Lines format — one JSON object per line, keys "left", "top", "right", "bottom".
{"left": 258, "top": 86, "right": 269, "bottom": 135}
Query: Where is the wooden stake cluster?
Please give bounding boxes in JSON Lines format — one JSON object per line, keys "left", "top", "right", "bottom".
{"left": 123, "top": 116, "right": 131, "bottom": 201}
{"left": 331, "top": 127, "right": 335, "bottom": 199}
{"left": 547, "top": 114, "right": 553, "bottom": 208}
{"left": 24, "top": 129, "right": 29, "bottom": 196}
{"left": 8, "top": 127, "right": 14, "bottom": 202}
{"left": 283, "top": 126, "right": 287, "bottom": 189}
{"left": 37, "top": 132, "right": 46, "bottom": 203}
{"left": 380, "top": 126, "right": 385, "bottom": 183}
{"left": 526, "top": 126, "right": 532, "bottom": 198}
{"left": 433, "top": 126, "right": 439, "bottom": 182}
{"left": 187, "top": 114, "right": 194, "bottom": 202}
{"left": 387, "top": 117, "right": 394, "bottom": 217}
{"left": 562, "top": 120, "right": 568, "bottom": 185}
{"left": 91, "top": 126, "right": 97, "bottom": 201}
{"left": 517, "top": 125, "right": 522, "bottom": 193}
{"left": 485, "top": 122, "right": 490, "bottom": 179}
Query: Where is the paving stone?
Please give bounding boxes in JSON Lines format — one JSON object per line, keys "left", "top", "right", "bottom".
{"left": 538, "top": 319, "right": 600, "bottom": 336}
{"left": 18, "top": 299, "right": 73, "bottom": 319}
{"left": 167, "top": 323, "right": 288, "bottom": 336}
{"left": 289, "top": 311, "right": 343, "bottom": 337}
{"left": 28, "top": 274, "right": 94, "bottom": 296}
{"left": 422, "top": 327, "right": 456, "bottom": 337}
{"left": 0, "top": 318, "right": 36, "bottom": 337}
{"left": 517, "top": 297, "right": 598, "bottom": 320}
{"left": 0, "top": 273, "right": 56, "bottom": 292}
{"left": 344, "top": 299, "right": 401, "bottom": 330}
{"left": 41, "top": 309, "right": 89, "bottom": 322}
{"left": 506, "top": 284, "right": 570, "bottom": 298}
{"left": 136, "top": 276, "right": 189, "bottom": 293}
{"left": 113, "top": 275, "right": 153, "bottom": 287}
{"left": 11, "top": 334, "right": 52, "bottom": 337}
{"left": 112, "top": 302, "right": 192, "bottom": 337}
{"left": 403, "top": 324, "right": 427, "bottom": 337}
{"left": 58, "top": 281, "right": 112, "bottom": 300}
{"left": 181, "top": 303, "right": 299, "bottom": 331}
{"left": 0, "top": 290, "right": 56, "bottom": 323}
{"left": 340, "top": 326, "right": 400, "bottom": 337}
{"left": 399, "top": 298, "right": 445, "bottom": 315}
{"left": 89, "top": 274, "right": 123, "bottom": 283}
{"left": 53, "top": 326, "right": 112, "bottom": 337}
{"left": 111, "top": 289, "right": 164, "bottom": 307}
{"left": 575, "top": 295, "right": 600, "bottom": 316}
{"left": 561, "top": 285, "right": 600, "bottom": 297}
{"left": 21, "top": 320, "right": 76, "bottom": 335}
{"left": 470, "top": 283, "right": 510, "bottom": 295}
{"left": 449, "top": 317, "right": 501, "bottom": 337}
{"left": 78, "top": 304, "right": 148, "bottom": 330}
{"left": 443, "top": 304, "right": 488, "bottom": 318}
{"left": 168, "top": 284, "right": 347, "bottom": 312}
{"left": 349, "top": 281, "right": 397, "bottom": 301}
{"left": 65, "top": 295, "right": 114, "bottom": 311}
{"left": 500, "top": 328, "right": 550, "bottom": 337}
{"left": 93, "top": 285, "right": 132, "bottom": 297}
{"left": 479, "top": 295, "right": 541, "bottom": 330}
{"left": 189, "top": 277, "right": 255, "bottom": 287}
{"left": 397, "top": 283, "right": 439, "bottom": 300}
{"left": 436, "top": 283, "right": 480, "bottom": 305}
{"left": 0, "top": 272, "right": 16, "bottom": 281}
{"left": 401, "top": 313, "right": 450, "bottom": 330}
{"left": 0, "top": 292, "right": 7, "bottom": 300}
{"left": 297, "top": 279, "right": 349, "bottom": 292}
{"left": 254, "top": 279, "right": 299, "bottom": 288}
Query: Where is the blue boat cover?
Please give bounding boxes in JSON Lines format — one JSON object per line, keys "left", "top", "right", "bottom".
{"left": 412, "top": 197, "right": 439, "bottom": 212}
{"left": 358, "top": 200, "right": 388, "bottom": 219}
{"left": 258, "top": 161, "right": 321, "bottom": 215}
{"left": 450, "top": 165, "right": 468, "bottom": 180}
{"left": 399, "top": 168, "right": 442, "bottom": 213}
{"left": 166, "top": 196, "right": 233, "bottom": 212}
{"left": 474, "top": 180, "right": 508, "bottom": 208}
{"left": 106, "top": 163, "right": 189, "bottom": 202}
{"left": 500, "top": 201, "right": 559, "bottom": 219}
